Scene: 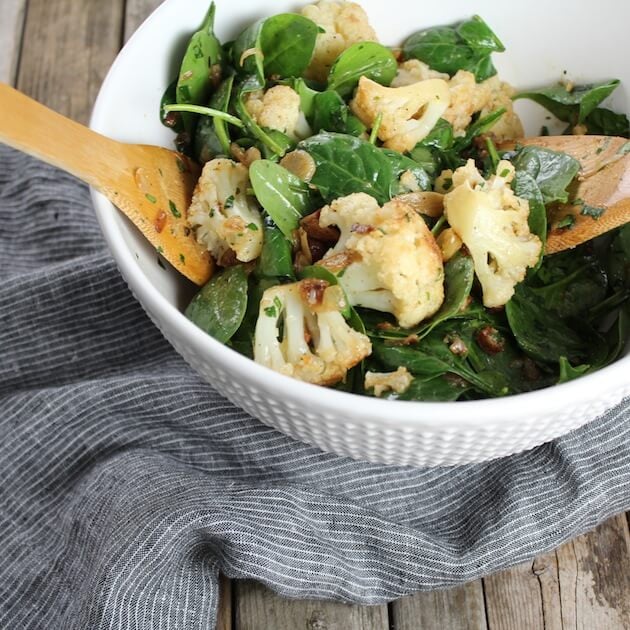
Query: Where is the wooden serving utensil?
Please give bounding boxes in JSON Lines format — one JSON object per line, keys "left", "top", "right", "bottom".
{"left": 0, "top": 83, "right": 213, "bottom": 285}
{"left": 501, "top": 135, "right": 630, "bottom": 254}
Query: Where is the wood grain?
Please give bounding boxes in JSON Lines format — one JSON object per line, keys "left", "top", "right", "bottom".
{"left": 217, "top": 575, "right": 233, "bottom": 630}
{"left": 234, "top": 580, "right": 389, "bottom": 630}
{"left": 16, "top": 0, "right": 124, "bottom": 123}
{"left": 0, "top": 0, "right": 27, "bottom": 85}
{"left": 484, "top": 515, "right": 630, "bottom": 630}
{"left": 390, "top": 580, "right": 488, "bottom": 630}
{"left": 124, "top": 0, "right": 163, "bottom": 43}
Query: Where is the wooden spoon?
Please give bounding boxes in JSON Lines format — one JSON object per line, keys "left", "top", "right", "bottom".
{"left": 501, "top": 135, "right": 630, "bottom": 254}
{"left": 0, "top": 83, "right": 213, "bottom": 285}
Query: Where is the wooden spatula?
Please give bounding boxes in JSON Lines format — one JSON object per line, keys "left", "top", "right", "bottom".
{"left": 0, "top": 83, "right": 213, "bottom": 285}
{"left": 501, "top": 135, "right": 630, "bottom": 254}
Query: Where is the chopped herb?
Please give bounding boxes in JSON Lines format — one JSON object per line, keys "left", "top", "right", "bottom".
{"left": 179, "top": 253, "right": 186, "bottom": 264}
{"left": 145, "top": 193, "right": 157, "bottom": 204}
{"left": 264, "top": 306, "right": 277, "bottom": 317}
{"left": 247, "top": 223, "right": 259, "bottom": 231}
{"left": 442, "top": 177, "right": 453, "bottom": 191}
{"left": 175, "top": 157, "right": 187, "bottom": 173}
{"left": 556, "top": 214, "right": 576, "bottom": 229}
{"left": 224, "top": 195, "right": 235, "bottom": 209}
{"left": 157, "top": 257, "right": 166, "bottom": 270}
{"left": 156, "top": 245, "right": 164, "bottom": 254}
{"left": 499, "top": 168, "right": 510, "bottom": 178}
{"left": 575, "top": 198, "right": 605, "bottom": 219}
{"left": 273, "top": 296, "right": 283, "bottom": 312}
{"left": 169, "top": 200, "right": 181, "bottom": 218}
{"left": 209, "top": 208, "right": 216, "bottom": 218}
{"left": 369, "top": 112, "right": 383, "bottom": 145}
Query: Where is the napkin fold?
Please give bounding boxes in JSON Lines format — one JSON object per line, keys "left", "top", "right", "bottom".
{"left": 1, "top": 146, "right": 629, "bottom": 630}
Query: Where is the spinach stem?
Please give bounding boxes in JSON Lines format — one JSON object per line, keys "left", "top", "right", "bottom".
{"left": 163, "top": 104, "right": 244, "bottom": 128}
{"left": 369, "top": 112, "right": 383, "bottom": 145}
{"left": 431, "top": 215, "right": 447, "bottom": 236}
{"left": 486, "top": 137, "right": 500, "bottom": 171}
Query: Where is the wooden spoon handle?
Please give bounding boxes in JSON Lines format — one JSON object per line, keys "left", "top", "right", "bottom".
{"left": 0, "top": 82, "right": 126, "bottom": 192}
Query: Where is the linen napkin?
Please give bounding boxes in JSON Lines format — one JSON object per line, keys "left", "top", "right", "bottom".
{"left": 1, "top": 145, "right": 629, "bottom": 630}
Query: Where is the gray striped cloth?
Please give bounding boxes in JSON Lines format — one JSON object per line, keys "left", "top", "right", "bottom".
{"left": 1, "top": 144, "right": 630, "bottom": 629}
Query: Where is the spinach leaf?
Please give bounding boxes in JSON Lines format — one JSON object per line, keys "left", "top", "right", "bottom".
{"left": 386, "top": 375, "right": 472, "bottom": 402}
{"left": 311, "top": 91, "right": 349, "bottom": 133}
{"left": 299, "top": 132, "right": 398, "bottom": 204}
{"left": 258, "top": 224, "right": 295, "bottom": 279}
{"left": 289, "top": 78, "right": 319, "bottom": 117}
{"left": 512, "top": 171, "right": 546, "bottom": 257}
{"left": 232, "top": 19, "right": 264, "bottom": 83}
{"left": 557, "top": 357, "right": 590, "bottom": 384}
{"left": 505, "top": 284, "right": 595, "bottom": 364}
{"left": 602, "top": 303, "right": 630, "bottom": 367}
{"left": 515, "top": 79, "right": 620, "bottom": 125}
{"left": 381, "top": 150, "right": 432, "bottom": 194}
{"left": 185, "top": 265, "right": 248, "bottom": 343}
{"left": 372, "top": 322, "right": 511, "bottom": 398}
{"left": 530, "top": 250, "right": 608, "bottom": 319}
{"left": 402, "top": 16, "right": 504, "bottom": 82}
{"left": 607, "top": 225, "right": 630, "bottom": 291}
{"left": 160, "top": 79, "right": 185, "bottom": 133}
{"left": 511, "top": 145, "right": 580, "bottom": 204}
{"left": 194, "top": 75, "right": 234, "bottom": 163}
{"left": 176, "top": 3, "right": 223, "bottom": 109}
{"left": 260, "top": 14, "right": 318, "bottom": 78}
{"left": 327, "top": 42, "right": 398, "bottom": 97}
{"left": 585, "top": 107, "right": 630, "bottom": 138}
{"left": 249, "top": 160, "right": 315, "bottom": 238}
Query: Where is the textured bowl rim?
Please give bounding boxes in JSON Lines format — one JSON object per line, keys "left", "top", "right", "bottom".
{"left": 89, "top": 0, "right": 630, "bottom": 431}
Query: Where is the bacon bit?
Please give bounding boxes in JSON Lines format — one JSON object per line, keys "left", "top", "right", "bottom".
{"left": 154, "top": 210, "right": 167, "bottom": 233}
{"left": 299, "top": 279, "right": 329, "bottom": 307}
{"left": 391, "top": 47, "right": 404, "bottom": 62}
{"left": 300, "top": 210, "right": 340, "bottom": 244}
{"left": 350, "top": 223, "right": 375, "bottom": 234}
{"left": 308, "top": 238, "right": 329, "bottom": 264}
{"left": 522, "top": 357, "right": 541, "bottom": 382}
{"left": 217, "top": 249, "right": 238, "bottom": 268}
{"left": 475, "top": 326, "right": 505, "bottom": 355}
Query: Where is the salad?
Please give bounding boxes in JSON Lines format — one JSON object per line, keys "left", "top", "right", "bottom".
{"left": 160, "top": 0, "right": 630, "bottom": 401}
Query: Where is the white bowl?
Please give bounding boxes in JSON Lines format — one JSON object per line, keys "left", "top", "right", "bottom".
{"left": 90, "top": 0, "right": 630, "bottom": 467}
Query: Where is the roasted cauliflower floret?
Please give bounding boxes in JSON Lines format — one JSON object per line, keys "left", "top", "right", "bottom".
{"left": 318, "top": 193, "right": 445, "bottom": 328}
{"left": 350, "top": 77, "right": 450, "bottom": 153}
{"left": 444, "top": 160, "right": 542, "bottom": 308}
{"left": 301, "top": 0, "right": 379, "bottom": 82}
{"left": 244, "top": 85, "right": 311, "bottom": 141}
{"left": 188, "top": 158, "right": 263, "bottom": 263}
{"left": 253, "top": 279, "right": 372, "bottom": 385}
{"left": 365, "top": 367, "right": 413, "bottom": 397}
{"left": 392, "top": 62, "right": 523, "bottom": 141}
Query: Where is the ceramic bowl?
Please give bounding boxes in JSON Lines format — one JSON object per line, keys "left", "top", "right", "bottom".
{"left": 90, "top": 0, "right": 630, "bottom": 467}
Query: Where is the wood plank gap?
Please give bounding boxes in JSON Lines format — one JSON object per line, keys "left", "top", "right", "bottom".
{"left": 0, "top": 0, "right": 28, "bottom": 85}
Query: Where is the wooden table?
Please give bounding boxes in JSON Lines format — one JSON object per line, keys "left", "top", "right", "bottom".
{"left": 4, "top": 0, "right": 630, "bottom": 627}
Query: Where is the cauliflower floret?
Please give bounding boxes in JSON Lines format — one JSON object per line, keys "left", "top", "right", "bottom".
{"left": 254, "top": 280, "right": 372, "bottom": 385}
{"left": 444, "top": 160, "right": 542, "bottom": 308}
{"left": 350, "top": 77, "right": 451, "bottom": 153}
{"left": 301, "top": 1, "right": 379, "bottom": 82}
{"left": 188, "top": 158, "right": 263, "bottom": 263}
{"left": 318, "top": 193, "right": 445, "bottom": 328}
{"left": 391, "top": 59, "right": 449, "bottom": 86}
{"left": 365, "top": 367, "right": 413, "bottom": 397}
{"left": 244, "top": 86, "right": 311, "bottom": 141}
{"left": 392, "top": 64, "right": 523, "bottom": 141}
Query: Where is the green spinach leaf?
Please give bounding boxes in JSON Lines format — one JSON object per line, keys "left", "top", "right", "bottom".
{"left": 249, "top": 160, "right": 315, "bottom": 238}
{"left": 512, "top": 171, "right": 546, "bottom": 257}
{"left": 232, "top": 19, "right": 264, "bottom": 83}
{"left": 299, "top": 132, "right": 398, "bottom": 204}
{"left": 260, "top": 14, "right": 318, "bottom": 78}
{"left": 585, "top": 107, "right": 630, "bottom": 137}
{"left": 258, "top": 224, "right": 295, "bottom": 279}
{"left": 194, "top": 75, "right": 234, "bottom": 163}
{"left": 515, "top": 79, "right": 620, "bottom": 125}
{"left": 185, "top": 265, "right": 248, "bottom": 343}
{"left": 327, "top": 41, "right": 398, "bottom": 97}
{"left": 385, "top": 375, "right": 472, "bottom": 402}
{"left": 511, "top": 146, "right": 580, "bottom": 204}
{"left": 402, "top": 16, "right": 504, "bottom": 82}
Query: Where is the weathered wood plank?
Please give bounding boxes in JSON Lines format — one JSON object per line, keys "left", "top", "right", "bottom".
{"left": 217, "top": 574, "right": 233, "bottom": 630}
{"left": 484, "top": 515, "right": 630, "bottom": 630}
{"left": 390, "top": 580, "right": 488, "bottom": 630}
{"left": 0, "top": 0, "right": 27, "bottom": 85}
{"left": 16, "top": 0, "right": 124, "bottom": 123}
{"left": 234, "top": 580, "right": 389, "bottom": 630}
{"left": 123, "top": 0, "right": 162, "bottom": 43}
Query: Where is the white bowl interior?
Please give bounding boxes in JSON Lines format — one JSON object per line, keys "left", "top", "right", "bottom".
{"left": 90, "top": 0, "right": 630, "bottom": 465}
